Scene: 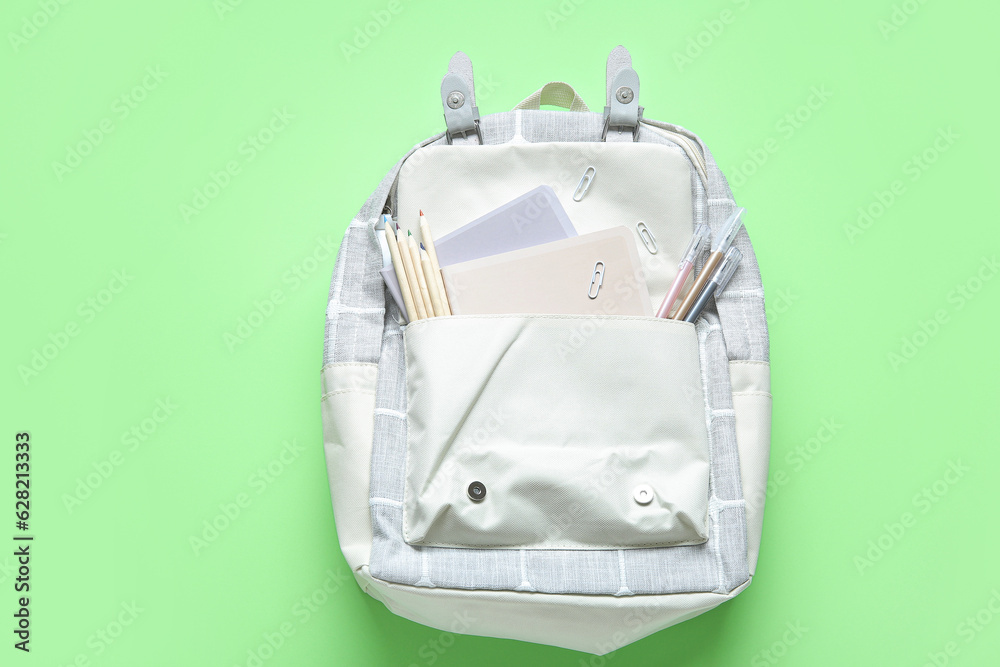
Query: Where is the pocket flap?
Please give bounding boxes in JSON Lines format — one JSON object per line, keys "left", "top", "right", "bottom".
{"left": 403, "top": 314, "right": 711, "bottom": 549}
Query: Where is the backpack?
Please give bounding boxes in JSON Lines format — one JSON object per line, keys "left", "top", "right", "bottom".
{"left": 321, "top": 45, "right": 771, "bottom": 655}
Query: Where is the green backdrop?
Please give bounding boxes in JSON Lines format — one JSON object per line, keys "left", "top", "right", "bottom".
{"left": 3, "top": 0, "right": 998, "bottom": 665}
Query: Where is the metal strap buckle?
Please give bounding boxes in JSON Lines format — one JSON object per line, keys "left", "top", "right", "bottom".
{"left": 601, "top": 106, "right": 643, "bottom": 142}
{"left": 445, "top": 113, "right": 483, "bottom": 145}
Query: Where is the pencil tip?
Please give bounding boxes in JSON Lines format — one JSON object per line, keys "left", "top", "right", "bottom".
{"left": 395, "top": 222, "right": 400, "bottom": 231}
{"left": 420, "top": 243, "right": 425, "bottom": 250}
{"left": 419, "top": 209, "right": 424, "bottom": 216}
{"left": 408, "top": 230, "right": 412, "bottom": 236}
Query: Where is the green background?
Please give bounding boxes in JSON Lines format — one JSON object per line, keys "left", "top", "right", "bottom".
{"left": 2, "top": 0, "right": 997, "bottom": 665}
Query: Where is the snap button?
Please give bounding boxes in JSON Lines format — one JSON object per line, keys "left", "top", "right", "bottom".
{"left": 615, "top": 86, "right": 635, "bottom": 104}
{"left": 446, "top": 91, "right": 465, "bottom": 109}
{"left": 632, "top": 484, "right": 654, "bottom": 505}
{"left": 467, "top": 481, "right": 486, "bottom": 502}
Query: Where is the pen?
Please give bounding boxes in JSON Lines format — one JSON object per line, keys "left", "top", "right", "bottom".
{"left": 683, "top": 246, "right": 742, "bottom": 323}
{"left": 672, "top": 207, "right": 746, "bottom": 320}
{"left": 656, "top": 223, "right": 711, "bottom": 318}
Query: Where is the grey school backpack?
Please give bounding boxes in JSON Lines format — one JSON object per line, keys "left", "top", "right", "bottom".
{"left": 321, "top": 46, "right": 771, "bottom": 655}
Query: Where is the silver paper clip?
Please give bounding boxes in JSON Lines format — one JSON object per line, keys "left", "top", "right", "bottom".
{"left": 636, "top": 221, "right": 658, "bottom": 254}
{"left": 573, "top": 166, "right": 597, "bottom": 202}
{"left": 588, "top": 261, "right": 605, "bottom": 299}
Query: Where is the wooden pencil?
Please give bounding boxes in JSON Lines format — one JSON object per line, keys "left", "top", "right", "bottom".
{"left": 419, "top": 210, "right": 451, "bottom": 315}
{"left": 396, "top": 225, "right": 427, "bottom": 319}
{"left": 383, "top": 226, "right": 417, "bottom": 322}
{"left": 407, "top": 232, "right": 434, "bottom": 317}
{"left": 420, "top": 248, "right": 446, "bottom": 317}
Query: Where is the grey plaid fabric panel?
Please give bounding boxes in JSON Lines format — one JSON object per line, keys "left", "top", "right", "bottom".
{"left": 331, "top": 110, "right": 756, "bottom": 596}
{"left": 370, "top": 312, "right": 406, "bottom": 502}
{"left": 323, "top": 162, "right": 396, "bottom": 367}
{"left": 323, "top": 224, "right": 385, "bottom": 366}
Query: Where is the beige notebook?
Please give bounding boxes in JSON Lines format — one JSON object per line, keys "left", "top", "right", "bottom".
{"left": 441, "top": 226, "right": 652, "bottom": 316}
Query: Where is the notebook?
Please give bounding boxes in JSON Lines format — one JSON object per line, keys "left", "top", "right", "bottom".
{"left": 441, "top": 226, "right": 652, "bottom": 317}
{"left": 381, "top": 186, "right": 576, "bottom": 317}
{"left": 433, "top": 185, "right": 577, "bottom": 266}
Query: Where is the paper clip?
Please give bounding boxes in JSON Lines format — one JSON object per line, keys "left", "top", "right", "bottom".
{"left": 573, "top": 166, "right": 596, "bottom": 202}
{"left": 636, "top": 221, "right": 658, "bottom": 254}
{"left": 588, "top": 261, "right": 605, "bottom": 299}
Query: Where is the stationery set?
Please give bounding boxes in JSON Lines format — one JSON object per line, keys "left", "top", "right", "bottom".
{"left": 377, "top": 186, "right": 746, "bottom": 324}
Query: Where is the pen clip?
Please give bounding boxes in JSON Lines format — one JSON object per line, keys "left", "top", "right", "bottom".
{"left": 588, "top": 261, "right": 605, "bottom": 299}
{"left": 711, "top": 247, "right": 743, "bottom": 291}
{"left": 573, "top": 166, "right": 596, "bottom": 202}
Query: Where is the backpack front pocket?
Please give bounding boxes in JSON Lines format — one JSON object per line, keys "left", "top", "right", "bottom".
{"left": 402, "top": 314, "right": 710, "bottom": 549}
